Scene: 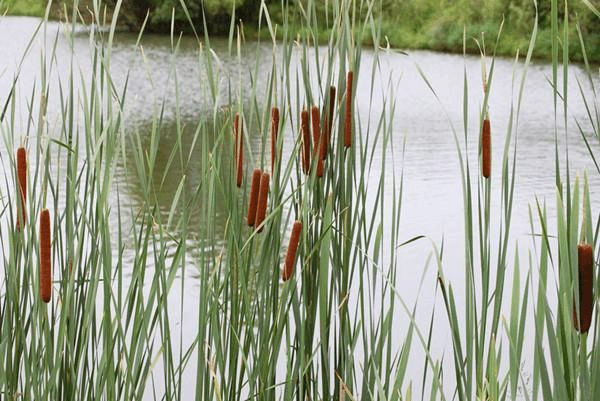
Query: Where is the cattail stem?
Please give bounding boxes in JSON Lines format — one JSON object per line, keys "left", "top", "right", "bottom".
{"left": 301, "top": 110, "right": 311, "bottom": 175}
{"left": 255, "top": 172, "right": 270, "bottom": 232}
{"left": 481, "top": 118, "right": 491, "bottom": 179}
{"left": 40, "top": 209, "right": 52, "bottom": 303}
{"left": 16, "top": 147, "right": 27, "bottom": 229}
{"left": 235, "top": 113, "right": 244, "bottom": 187}
{"left": 282, "top": 221, "right": 302, "bottom": 281}
{"left": 573, "top": 243, "right": 594, "bottom": 333}
{"left": 271, "top": 107, "right": 280, "bottom": 173}
{"left": 247, "top": 169, "right": 262, "bottom": 227}
{"left": 344, "top": 71, "right": 353, "bottom": 148}
{"left": 311, "top": 106, "right": 324, "bottom": 177}
{"left": 234, "top": 113, "right": 240, "bottom": 160}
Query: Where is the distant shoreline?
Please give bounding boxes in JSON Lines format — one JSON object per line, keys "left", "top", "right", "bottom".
{"left": 3, "top": 6, "right": 599, "bottom": 65}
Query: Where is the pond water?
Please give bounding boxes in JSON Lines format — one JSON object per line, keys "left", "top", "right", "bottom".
{"left": 1, "top": 16, "right": 598, "bottom": 399}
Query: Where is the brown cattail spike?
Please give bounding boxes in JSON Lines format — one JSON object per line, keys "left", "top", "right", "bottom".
{"left": 344, "top": 71, "right": 353, "bottom": 148}
{"left": 311, "top": 106, "right": 324, "bottom": 177}
{"left": 323, "top": 86, "right": 336, "bottom": 160}
{"left": 271, "top": 107, "right": 280, "bottom": 173}
{"left": 247, "top": 169, "right": 262, "bottom": 227}
{"left": 40, "top": 209, "right": 52, "bottom": 303}
{"left": 573, "top": 243, "right": 594, "bottom": 333}
{"left": 255, "top": 172, "right": 270, "bottom": 232}
{"left": 16, "top": 147, "right": 27, "bottom": 229}
{"left": 282, "top": 221, "right": 302, "bottom": 281}
{"left": 235, "top": 113, "right": 244, "bottom": 187}
{"left": 301, "top": 110, "right": 311, "bottom": 175}
{"left": 482, "top": 119, "right": 491, "bottom": 179}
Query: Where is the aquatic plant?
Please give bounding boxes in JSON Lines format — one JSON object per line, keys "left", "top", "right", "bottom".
{"left": 16, "top": 146, "right": 27, "bottom": 229}
{"left": 39, "top": 208, "right": 51, "bottom": 303}
{"left": 282, "top": 220, "right": 302, "bottom": 281}
{"left": 255, "top": 172, "right": 270, "bottom": 232}
{"left": 247, "top": 168, "right": 262, "bottom": 226}
{"left": 301, "top": 109, "right": 311, "bottom": 174}
{"left": 344, "top": 71, "right": 353, "bottom": 148}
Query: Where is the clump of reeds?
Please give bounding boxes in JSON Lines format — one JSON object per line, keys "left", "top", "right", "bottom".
{"left": 301, "top": 109, "right": 311, "bottom": 174}
{"left": 234, "top": 113, "right": 244, "bottom": 187}
{"left": 40, "top": 208, "right": 52, "bottom": 303}
{"left": 481, "top": 118, "right": 491, "bottom": 178}
{"left": 282, "top": 220, "right": 302, "bottom": 281}
{"left": 16, "top": 146, "right": 27, "bottom": 229}
{"left": 344, "top": 71, "right": 353, "bottom": 148}
{"left": 255, "top": 172, "right": 270, "bottom": 232}
{"left": 271, "top": 107, "right": 280, "bottom": 172}
{"left": 573, "top": 243, "right": 594, "bottom": 333}
{"left": 247, "top": 169, "right": 262, "bottom": 227}
{"left": 311, "top": 106, "right": 324, "bottom": 177}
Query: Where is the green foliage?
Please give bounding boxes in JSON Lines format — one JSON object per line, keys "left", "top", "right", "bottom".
{"left": 103, "top": 0, "right": 268, "bottom": 33}
{"left": 1, "top": 0, "right": 44, "bottom": 16}
{"left": 377, "top": 0, "right": 600, "bottom": 61}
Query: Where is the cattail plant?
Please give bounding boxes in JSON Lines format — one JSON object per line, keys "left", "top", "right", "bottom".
{"left": 247, "top": 169, "right": 262, "bottom": 227}
{"left": 323, "top": 85, "right": 336, "bottom": 160}
{"left": 344, "top": 71, "right": 353, "bottom": 148}
{"left": 255, "top": 172, "right": 270, "bottom": 232}
{"left": 481, "top": 118, "right": 491, "bottom": 178}
{"left": 282, "top": 220, "right": 302, "bottom": 281}
{"left": 234, "top": 113, "right": 244, "bottom": 187}
{"left": 271, "top": 107, "right": 280, "bottom": 172}
{"left": 573, "top": 243, "right": 594, "bottom": 333}
{"left": 16, "top": 146, "right": 27, "bottom": 229}
{"left": 301, "top": 109, "right": 311, "bottom": 175}
{"left": 311, "top": 106, "right": 324, "bottom": 177}
{"left": 40, "top": 208, "right": 52, "bottom": 303}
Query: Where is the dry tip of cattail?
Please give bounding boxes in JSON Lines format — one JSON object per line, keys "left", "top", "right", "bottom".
{"left": 282, "top": 220, "right": 302, "bottom": 281}
{"left": 311, "top": 106, "right": 324, "bottom": 177}
{"left": 481, "top": 118, "right": 491, "bottom": 179}
{"left": 344, "top": 71, "right": 353, "bottom": 148}
{"left": 16, "top": 147, "right": 27, "bottom": 230}
{"left": 301, "top": 110, "right": 311, "bottom": 175}
{"left": 247, "top": 169, "right": 262, "bottom": 227}
{"left": 271, "top": 107, "right": 280, "bottom": 173}
{"left": 255, "top": 172, "right": 270, "bottom": 232}
{"left": 573, "top": 243, "right": 594, "bottom": 333}
{"left": 40, "top": 209, "right": 52, "bottom": 303}
{"left": 235, "top": 113, "right": 244, "bottom": 187}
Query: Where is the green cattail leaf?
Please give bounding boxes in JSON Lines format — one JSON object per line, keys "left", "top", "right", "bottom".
{"left": 319, "top": 193, "right": 334, "bottom": 343}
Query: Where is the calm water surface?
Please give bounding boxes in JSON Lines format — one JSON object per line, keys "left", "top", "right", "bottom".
{"left": 1, "top": 17, "right": 599, "bottom": 398}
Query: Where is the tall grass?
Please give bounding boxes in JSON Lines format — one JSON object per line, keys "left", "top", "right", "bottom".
{"left": 0, "top": 0, "right": 598, "bottom": 400}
